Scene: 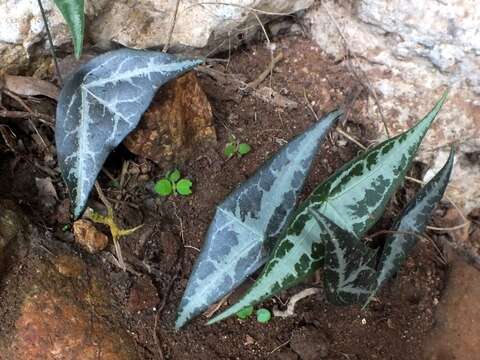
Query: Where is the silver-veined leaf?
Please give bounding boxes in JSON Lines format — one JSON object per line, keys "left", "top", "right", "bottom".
{"left": 176, "top": 111, "right": 342, "bottom": 328}
{"left": 208, "top": 93, "right": 447, "bottom": 324}
{"left": 56, "top": 49, "right": 202, "bottom": 218}
{"left": 309, "top": 209, "right": 376, "bottom": 305}
{"left": 367, "top": 147, "right": 454, "bottom": 304}
{"left": 53, "top": 0, "right": 85, "bottom": 58}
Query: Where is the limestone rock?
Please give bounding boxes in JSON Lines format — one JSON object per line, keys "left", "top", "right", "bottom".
{"left": 73, "top": 219, "right": 109, "bottom": 253}
{"left": 305, "top": 0, "right": 480, "bottom": 213}
{"left": 123, "top": 71, "right": 216, "bottom": 165}
{"left": 0, "top": 0, "right": 314, "bottom": 73}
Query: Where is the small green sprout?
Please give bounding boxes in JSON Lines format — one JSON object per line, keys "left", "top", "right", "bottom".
{"left": 108, "top": 179, "right": 120, "bottom": 189}
{"left": 256, "top": 308, "right": 271, "bottom": 324}
{"left": 224, "top": 136, "right": 252, "bottom": 158}
{"left": 236, "top": 305, "right": 254, "bottom": 320}
{"left": 154, "top": 169, "right": 193, "bottom": 196}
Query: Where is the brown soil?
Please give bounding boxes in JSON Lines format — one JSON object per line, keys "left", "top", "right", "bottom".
{"left": 0, "top": 35, "right": 455, "bottom": 359}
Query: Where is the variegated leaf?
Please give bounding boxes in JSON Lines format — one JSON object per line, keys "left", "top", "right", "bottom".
{"left": 208, "top": 93, "right": 447, "bottom": 324}
{"left": 176, "top": 111, "right": 342, "bottom": 328}
{"left": 207, "top": 206, "right": 332, "bottom": 324}
{"left": 367, "top": 147, "right": 454, "bottom": 303}
{"left": 313, "top": 92, "right": 448, "bottom": 237}
{"left": 53, "top": 0, "right": 85, "bottom": 58}
{"left": 309, "top": 209, "right": 376, "bottom": 305}
{"left": 56, "top": 49, "right": 202, "bottom": 218}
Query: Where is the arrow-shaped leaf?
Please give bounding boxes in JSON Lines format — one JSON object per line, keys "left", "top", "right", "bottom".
{"left": 367, "top": 148, "right": 454, "bottom": 303}
{"left": 208, "top": 93, "right": 447, "bottom": 324}
{"left": 56, "top": 49, "right": 202, "bottom": 218}
{"left": 176, "top": 111, "right": 342, "bottom": 328}
{"left": 53, "top": 0, "right": 85, "bottom": 58}
{"left": 309, "top": 209, "right": 376, "bottom": 305}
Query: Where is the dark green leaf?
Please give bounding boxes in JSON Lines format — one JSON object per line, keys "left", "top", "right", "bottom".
{"left": 367, "top": 148, "right": 454, "bottom": 304}
{"left": 175, "top": 110, "right": 341, "bottom": 328}
{"left": 224, "top": 143, "right": 236, "bottom": 158}
{"left": 56, "top": 49, "right": 201, "bottom": 218}
{"left": 208, "top": 93, "right": 447, "bottom": 324}
{"left": 154, "top": 179, "right": 173, "bottom": 196}
{"left": 168, "top": 169, "right": 181, "bottom": 183}
{"left": 238, "top": 143, "right": 252, "bottom": 156}
{"left": 176, "top": 179, "right": 193, "bottom": 196}
{"left": 53, "top": 0, "right": 85, "bottom": 58}
{"left": 309, "top": 209, "right": 376, "bottom": 305}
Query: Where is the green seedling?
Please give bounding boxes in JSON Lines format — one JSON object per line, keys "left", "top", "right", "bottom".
{"left": 154, "top": 169, "right": 193, "bottom": 196}
{"left": 236, "top": 305, "right": 254, "bottom": 320}
{"left": 256, "top": 308, "right": 271, "bottom": 324}
{"left": 224, "top": 136, "right": 252, "bottom": 158}
{"left": 108, "top": 179, "right": 120, "bottom": 189}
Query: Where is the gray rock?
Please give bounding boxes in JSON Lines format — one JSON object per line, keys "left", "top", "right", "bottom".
{"left": 305, "top": 0, "right": 480, "bottom": 213}
{"left": 0, "top": 0, "right": 313, "bottom": 73}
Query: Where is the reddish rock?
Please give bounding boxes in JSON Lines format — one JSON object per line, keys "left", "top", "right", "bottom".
{"left": 423, "top": 259, "right": 480, "bottom": 360}
{"left": 0, "top": 243, "right": 139, "bottom": 359}
{"left": 123, "top": 71, "right": 216, "bottom": 165}
{"left": 11, "top": 292, "right": 136, "bottom": 360}
{"left": 73, "top": 219, "right": 109, "bottom": 253}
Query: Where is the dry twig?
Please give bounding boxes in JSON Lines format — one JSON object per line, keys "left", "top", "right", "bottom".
{"left": 323, "top": 2, "right": 390, "bottom": 137}
{"left": 163, "top": 0, "right": 181, "bottom": 53}
{"left": 272, "top": 288, "right": 321, "bottom": 318}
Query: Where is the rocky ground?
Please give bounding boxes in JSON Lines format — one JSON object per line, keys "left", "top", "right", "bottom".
{"left": 0, "top": 30, "right": 480, "bottom": 360}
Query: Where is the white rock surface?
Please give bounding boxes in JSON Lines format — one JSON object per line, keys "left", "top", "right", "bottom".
{"left": 0, "top": 0, "right": 313, "bottom": 74}
{"left": 306, "top": 0, "right": 480, "bottom": 213}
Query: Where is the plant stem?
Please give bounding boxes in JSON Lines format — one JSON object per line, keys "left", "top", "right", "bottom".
{"left": 37, "top": 0, "right": 63, "bottom": 85}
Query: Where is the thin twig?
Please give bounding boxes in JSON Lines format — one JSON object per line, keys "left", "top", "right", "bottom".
{"left": 0, "top": 109, "right": 54, "bottom": 126}
{"left": 272, "top": 288, "right": 321, "bottom": 318}
{"left": 163, "top": 0, "right": 181, "bottom": 53}
{"left": 153, "top": 313, "right": 165, "bottom": 360}
{"left": 95, "top": 181, "right": 112, "bottom": 209}
{"left": 323, "top": 2, "right": 390, "bottom": 137}
{"left": 427, "top": 223, "right": 470, "bottom": 232}
{"left": 439, "top": 236, "right": 480, "bottom": 272}
{"left": 268, "top": 336, "right": 292, "bottom": 356}
{"left": 37, "top": 0, "right": 63, "bottom": 85}
{"left": 203, "top": 292, "right": 231, "bottom": 318}
{"left": 247, "top": 52, "right": 283, "bottom": 88}
{"left": 186, "top": 2, "right": 295, "bottom": 16}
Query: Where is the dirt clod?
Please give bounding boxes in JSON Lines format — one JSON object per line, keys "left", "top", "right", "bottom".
{"left": 290, "top": 326, "right": 329, "bottom": 360}
{"left": 73, "top": 219, "right": 109, "bottom": 253}
{"left": 127, "top": 276, "right": 160, "bottom": 313}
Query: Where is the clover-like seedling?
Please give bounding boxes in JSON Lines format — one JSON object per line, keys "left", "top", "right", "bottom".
{"left": 256, "top": 308, "right": 271, "bottom": 324}
{"left": 236, "top": 305, "right": 254, "bottom": 320}
{"left": 154, "top": 169, "right": 193, "bottom": 196}
{"left": 224, "top": 136, "right": 252, "bottom": 158}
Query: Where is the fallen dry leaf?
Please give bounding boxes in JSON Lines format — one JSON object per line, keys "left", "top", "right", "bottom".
{"left": 3, "top": 75, "right": 60, "bottom": 100}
